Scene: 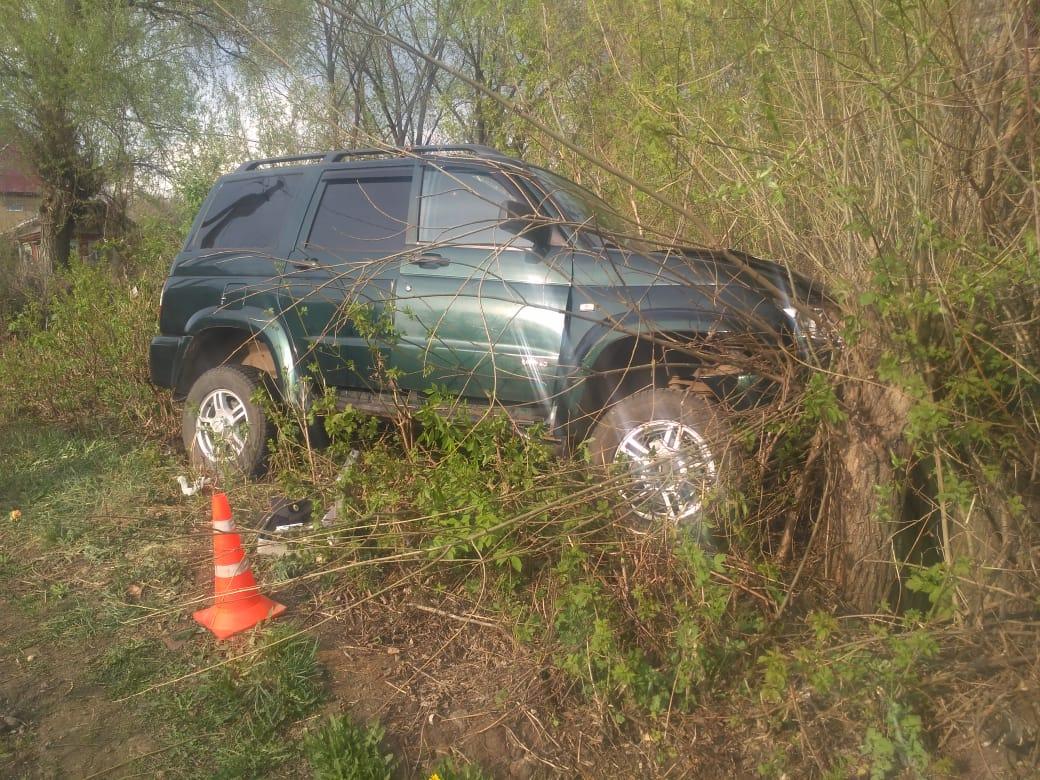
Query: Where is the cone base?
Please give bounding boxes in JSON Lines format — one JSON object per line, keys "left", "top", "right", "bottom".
{"left": 194, "top": 595, "right": 287, "bottom": 640}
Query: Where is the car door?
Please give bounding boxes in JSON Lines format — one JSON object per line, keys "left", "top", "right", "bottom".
{"left": 284, "top": 163, "right": 415, "bottom": 390}
{"left": 391, "top": 163, "right": 571, "bottom": 416}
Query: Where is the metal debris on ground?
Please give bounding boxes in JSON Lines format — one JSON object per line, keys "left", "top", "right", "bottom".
{"left": 175, "top": 475, "right": 209, "bottom": 496}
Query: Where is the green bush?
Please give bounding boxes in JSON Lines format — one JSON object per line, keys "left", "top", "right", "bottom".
{"left": 307, "top": 390, "right": 598, "bottom": 573}
{"left": 0, "top": 220, "right": 178, "bottom": 437}
{"left": 552, "top": 536, "right": 757, "bottom": 717}
{"left": 749, "top": 611, "right": 943, "bottom": 779}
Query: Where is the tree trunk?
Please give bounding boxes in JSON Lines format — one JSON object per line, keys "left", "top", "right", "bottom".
{"left": 821, "top": 348, "right": 914, "bottom": 612}
{"left": 38, "top": 188, "right": 75, "bottom": 278}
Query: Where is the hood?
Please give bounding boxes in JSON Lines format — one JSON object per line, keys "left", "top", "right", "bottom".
{"left": 588, "top": 244, "right": 827, "bottom": 305}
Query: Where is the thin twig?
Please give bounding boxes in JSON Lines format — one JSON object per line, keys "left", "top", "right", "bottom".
{"left": 404, "top": 600, "right": 505, "bottom": 632}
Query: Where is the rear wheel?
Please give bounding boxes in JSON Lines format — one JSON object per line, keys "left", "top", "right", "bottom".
{"left": 182, "top": 365, "right": 273, "bottom": 476}
{"left": 587, "top": 387, "right": 733, "bottom": 530}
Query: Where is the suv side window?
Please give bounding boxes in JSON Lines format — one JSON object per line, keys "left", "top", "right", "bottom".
{"left": 306, "top": 175, "right": 411, "bottom": 255}
{"left": 418, "top": 167, "right": 532, "bottom": 248}
{"left": 196, "top": 174, "right": 301, "bottom": 251}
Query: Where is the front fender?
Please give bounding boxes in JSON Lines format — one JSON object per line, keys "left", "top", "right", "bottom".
{"left": 555, "top": 308, "right": 727, "bottom": 427}
{"left": 569, "top": 308, "right": 730, "bottom": 372}
{"left": 181, "top": 307, "right": 304, "bottom": 400}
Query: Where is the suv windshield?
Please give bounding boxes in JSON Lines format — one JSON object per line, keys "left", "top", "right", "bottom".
{"left": 530, "top": 168, "right": 651, "bottom": 252}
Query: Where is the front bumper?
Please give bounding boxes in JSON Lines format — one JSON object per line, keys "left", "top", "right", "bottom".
{"left": 149, "top": 335, "right": 192, "bottom": 389}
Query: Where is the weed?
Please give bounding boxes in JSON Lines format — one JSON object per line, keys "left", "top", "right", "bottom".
{"left": 303, "top": 715, "right": 395, "bottom": 780}
{"left": 905, "top": 559, "right": 970, "bottom": 620}
{"left": 860, "top": 701, "right": 930, "bottom": 780}
{"left": 276, "top": 387, "right": 599, "bottom": 578}
{"left": 745, "top": 611, "right": 943, "bottom": 777}
{"left": 426, "top": 757, "right": 493, "bottom": 780}
{"left": 552, "top": 535, "right": 759, "bottom": 716}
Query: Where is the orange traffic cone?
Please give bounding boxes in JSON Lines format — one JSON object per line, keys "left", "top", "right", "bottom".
{"left": 194, "top": 492, "right": 286, "bottom": 640}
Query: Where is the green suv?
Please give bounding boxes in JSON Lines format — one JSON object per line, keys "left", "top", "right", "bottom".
{"left": 150, "top": 145, "right": 829, "bottom": 523}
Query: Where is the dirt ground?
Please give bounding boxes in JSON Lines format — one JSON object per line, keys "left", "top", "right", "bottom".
{"left": 305, "top": 592, "right": 740, "bottom": 778}
{"left": 1, "top": 427, "right": 1034, "bottom": 778}
{"left": 2, "top": 570, "right": 1034, "bottom": 779}
{"left": 0, "top": 605, "right": 158, "bottom": 779}
{"left": 0, "top": 554, "right": 742, "bottom": 779}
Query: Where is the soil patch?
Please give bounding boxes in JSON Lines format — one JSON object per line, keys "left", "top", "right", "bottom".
{"left": 303, "top": 587, "right": 742, "bottom": 778}
{"left": 0, "top": 604, "right": 160, "bottom": 779}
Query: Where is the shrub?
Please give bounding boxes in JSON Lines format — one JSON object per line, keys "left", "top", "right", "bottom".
{"left": 302, "top": 389, "right": 597, "bottom": 573}
{"left": 0, "top": 220, "right": 179, "bottom": 438}
{"left": 0, "top": 240, "right": 32, "bottom": 323}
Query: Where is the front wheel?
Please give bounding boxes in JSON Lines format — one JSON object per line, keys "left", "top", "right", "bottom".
{"left": 587, "top": 387, "right": 734, "bottom": 529}
{"left": 182, "top": 365, "right": 274, "bottom": 477}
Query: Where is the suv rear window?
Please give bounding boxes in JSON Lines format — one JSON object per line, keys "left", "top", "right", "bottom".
{"left": 306, "top": 176, "right": 411, "bottom": 255}
{"left": 196, "top": 174, "right": 301, "bottom": 251}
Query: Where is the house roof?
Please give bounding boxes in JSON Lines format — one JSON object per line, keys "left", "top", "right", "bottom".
{"left": 0, "top": 170, "right": 42, "bottom": 196}
{"left": 0, "top": 143, "right": 43, "bottom": 195}
{"left": 6, "top": 215, "right": 40, "bottom": 238}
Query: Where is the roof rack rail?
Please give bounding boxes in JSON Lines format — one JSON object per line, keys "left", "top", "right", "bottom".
{"left": 238, "top": 144, "right": 513, "bottom": 172}
{"left": 402, "top": 144, "right": 511, "bottom": 159}
{"left": 324, "top": 147, "right": 405, "bottom": 163}
{"left": 237, "top": 152, "right": 327, "bottom": 172}
{"left": 323, "top": 144, "right": 511, "bottom": 163}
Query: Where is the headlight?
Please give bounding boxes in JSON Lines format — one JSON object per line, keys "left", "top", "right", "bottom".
{"left": 783, "top": 304, "right": 843, "bottom": 351}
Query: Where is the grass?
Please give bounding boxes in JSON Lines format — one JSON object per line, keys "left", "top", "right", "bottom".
{"left": 159, "top": 628, "right": 327, "bottom": 777}
{"left": 2, "top": 417, "right": 1034, "bottom": 777}
{"left": 0, "top": 424, "right": 334, "bottom": 778}
{"left": 2, "top": 426, "right": 187, "bottom": 640}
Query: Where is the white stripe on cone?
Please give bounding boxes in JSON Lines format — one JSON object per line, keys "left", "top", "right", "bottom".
{"left": 214, "top": 558, "right": 251, "bottom": 579}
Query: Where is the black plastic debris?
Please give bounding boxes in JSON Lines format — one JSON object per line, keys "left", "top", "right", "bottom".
{"left": 256, "top": 497, "right": 312, "bottom": 557}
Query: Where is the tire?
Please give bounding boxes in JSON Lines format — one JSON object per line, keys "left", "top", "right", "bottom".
{"left": 587, "top": 387, "right": 734, "bottom": 531}
{"left": 182, "top": 365, "right": 274, "bottom": 477}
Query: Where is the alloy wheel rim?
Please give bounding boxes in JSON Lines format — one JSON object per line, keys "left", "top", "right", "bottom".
{"left": 195, "top": 389, "right": 249, "bottom": 462}
{"left": 613, "top": 419, "right": 718, "bottom": 522}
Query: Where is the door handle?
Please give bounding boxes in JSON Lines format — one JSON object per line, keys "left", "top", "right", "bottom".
{"left": 289, "top": 257, "right": 320, "bottom": 270}
{"left": 409, "top": 252, "right": 449, "bottom": 269}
